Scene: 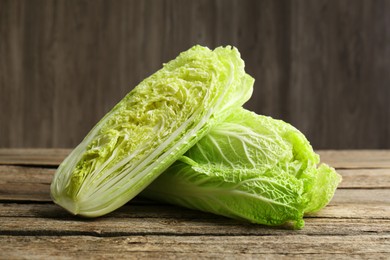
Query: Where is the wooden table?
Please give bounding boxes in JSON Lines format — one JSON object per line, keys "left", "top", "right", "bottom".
{"left": 0, "top": 149, "right": 389, "bottom": 259}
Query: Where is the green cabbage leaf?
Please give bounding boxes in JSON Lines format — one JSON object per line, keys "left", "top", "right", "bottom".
{"left": 50, "top": 46, "right": 254, "bottom": 217}
{"left": 142, "top": 108, "right": 341, "bottom": 228}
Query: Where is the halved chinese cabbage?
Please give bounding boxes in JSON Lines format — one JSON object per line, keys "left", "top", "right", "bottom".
{"left": 142, "top": 108, "right": 341, "bottom": 228}
{"left": 50, "top": 45, "right": 254, "bottom": 217}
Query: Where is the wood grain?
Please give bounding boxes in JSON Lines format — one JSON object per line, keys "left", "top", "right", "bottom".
{"left": 1, "top": 235, "right": 389, "bottom": 259}
{"left": 1, "top": 165, "right": 390, "bottom": 202}
{"left": 1, "top": 0, "right": 389, "bottom": 149}
{"left": 1, "top": 193, "right": 389, "bottom": 219}
{"left": 0, "top": 150, "right": 389, "bottom": 204}
{"left": 1, "top": 215, "right": 389, "bottom": 237}
{"left": 289, "top": 0, "right": 390, "bottom": 149}
{"left": 0, "top": 149, "right": 389, "bottom": 258}
{"left": 0, "top": 148, "right": 70, "bottom": 166}
{"left": 317, "top": 150, "right": 390, "bottom": 169}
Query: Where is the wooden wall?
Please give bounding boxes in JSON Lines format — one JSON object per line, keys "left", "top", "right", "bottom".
{"left": 1, "top": 0, "right": 389, "bottom": 149}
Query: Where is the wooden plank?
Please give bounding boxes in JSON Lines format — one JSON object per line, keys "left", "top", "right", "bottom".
{"left": 289, "top": 1, "right": 390, "bottom": 149}
{"left": 306, "top": 203, "right": 390, "bottom": 220}
{"left": 1, "top": 198, "right": 389, "bottom": 220}
{"left": 1, "top": 165, "right": 390, "bottom": 201}
{"left": 0, "top": 149, "right": 388, "bottom": 258}
{"left": 0, "top": 203, "right": 218, "bottom": 219}
{"left": 0, "top": 148, "right": 70, "bottom": 166}
{"left": 1, "top": 1, "right": 390, "bottom": 149}
{"left": 331, "top": 189, "right": 390, "bottom": 205}
{"left": 1, "top": 216, "right": 389, "bottom": 237}
{"left": 337, "top": 168, "right": 390, "bottom": 188}
{"left": 318, "top": 150, "right": 390, "bottom": 169}
{"left": 0, "top": 165, "right": 156, "bottom": 204}
{"left": 0, "top": 235, "right": 389, "bottom": 259}
{"left": 0, "top": 165, "right": 54, "bottom": 201}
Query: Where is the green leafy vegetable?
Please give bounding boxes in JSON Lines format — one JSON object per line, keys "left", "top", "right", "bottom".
{"left": 50, "top": 45, "right": 254, "bottom": 217}
{"left": 142, "top": 108, "right": 341, "bottom": 228}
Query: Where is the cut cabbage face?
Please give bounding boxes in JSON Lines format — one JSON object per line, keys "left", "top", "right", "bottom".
{"left": 142, "top": 108, "right": 341, "bottom": 229}
{"left": 50, "top": 46, "right": 254, "bottom": 217}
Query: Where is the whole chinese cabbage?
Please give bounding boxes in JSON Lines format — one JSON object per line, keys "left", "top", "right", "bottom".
{"left": 142, "top": 108, "right": 341, "bottom": 228}
{"left": 51, "top": 46, "right": 254, "bottom": 217}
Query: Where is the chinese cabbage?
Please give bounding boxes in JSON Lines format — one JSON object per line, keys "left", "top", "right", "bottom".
{"left": 50, "top": 45, "right": 254, "bottom": 217}
{"left": 142, "top": 108, "right": 341, "bottom": 228}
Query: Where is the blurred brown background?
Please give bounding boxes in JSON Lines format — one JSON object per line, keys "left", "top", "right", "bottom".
{"left": 1, "top": 0, "right": 389, "bottom": 149}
